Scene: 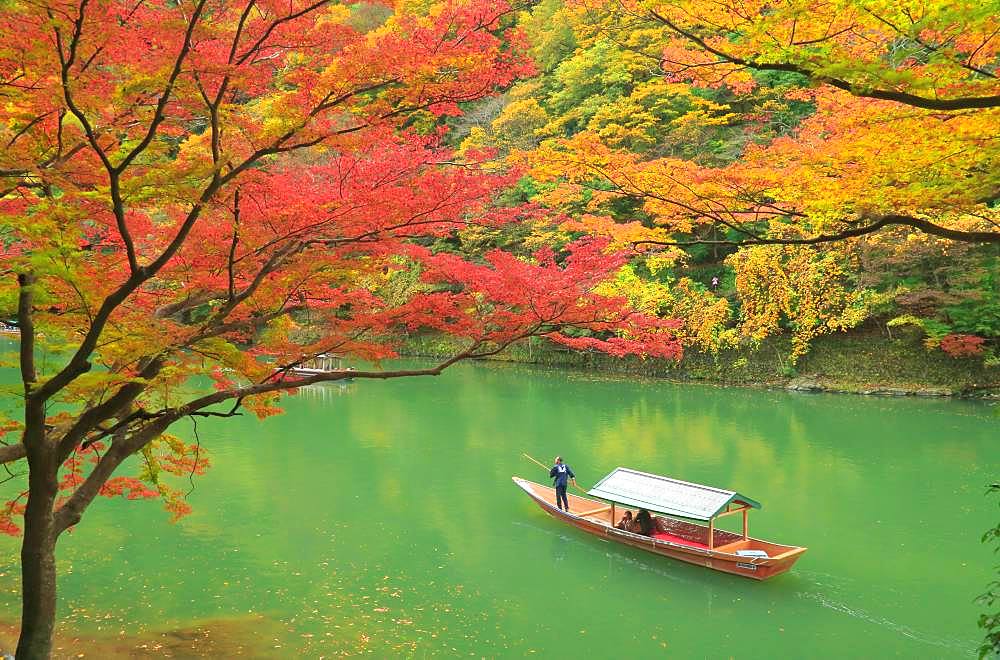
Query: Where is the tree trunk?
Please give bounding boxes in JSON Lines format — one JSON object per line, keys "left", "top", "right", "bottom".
{"left": 16, "top": 464, "right": 59, "bottom": 659}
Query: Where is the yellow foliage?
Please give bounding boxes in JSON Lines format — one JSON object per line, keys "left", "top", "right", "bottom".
{"left": 490, "top": 98, "right": 550, "bottom": 150}
{"left": 596, "top": 264, "right": 737, "bottom": 353}
{"left": 459, "top": 126, "right": 491, "bottom": 153}
{"left": 728, "top": 245, "right": 881, "bottom": 362}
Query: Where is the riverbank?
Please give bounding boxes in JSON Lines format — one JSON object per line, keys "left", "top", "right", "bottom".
{"left": 402, "top": 328, "right": 999, "bottom": 398}
{"left": 0, "top": 615, "right": 310, "bottom": 658}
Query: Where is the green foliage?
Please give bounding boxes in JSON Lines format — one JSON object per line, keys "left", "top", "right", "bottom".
{"left": 947, "top": 260, "right": 1000, "bottom": 338}
{"left": 887, "top": 315, "right": 953, "bottom": 348}
{"left": 500, "top": 177, "right": 542, "bottom": 205}
{"left": 547, "top": 40, "right": 631, "bottom": 119}
{"left": 949, "top": 300, "right": 1000, "bottom": 337}
{"left": 518, "top": 0, "right": 576, "bottom": 73}
{"left": 978, "top": 484, "right": 1000, "bottom": 659}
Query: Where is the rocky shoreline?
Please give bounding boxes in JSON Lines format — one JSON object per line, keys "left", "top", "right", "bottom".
{"left": 783, "top": 376, "right": 979, "bottom": 398}
{"left": 402, "top": 330, "right": 1000, "bottom": 400}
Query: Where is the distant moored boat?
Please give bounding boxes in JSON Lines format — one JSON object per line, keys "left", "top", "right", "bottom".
{"left": 286, "top": 353, "right": 354, "bottom": 380}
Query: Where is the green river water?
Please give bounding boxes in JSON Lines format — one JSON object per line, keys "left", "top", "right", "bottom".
{"left": 0, "top": 354, "right": 997, "bottom": 658}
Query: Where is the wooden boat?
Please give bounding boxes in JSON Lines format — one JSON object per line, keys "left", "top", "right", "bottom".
{"left": 512, "top": 468, "right": 807, "bottom": 580}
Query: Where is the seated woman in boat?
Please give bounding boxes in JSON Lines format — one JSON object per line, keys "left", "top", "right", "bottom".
{"left": 616, "top": 510, "right": 633, "bottom": 531}
{"left": 635, "top": 509, "right": 654, "bottom": 536}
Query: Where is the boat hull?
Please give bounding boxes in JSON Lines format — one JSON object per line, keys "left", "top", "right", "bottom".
{"left": 513, "top": 477, "right": 806, "bottom": 580}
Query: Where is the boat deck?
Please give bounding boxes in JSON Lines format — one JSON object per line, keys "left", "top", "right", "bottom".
{"left": 521, "top": 480, "right": 743, "bottom": 550}
{"left": 652, "top": 530, "right": 708, "bottom": 549}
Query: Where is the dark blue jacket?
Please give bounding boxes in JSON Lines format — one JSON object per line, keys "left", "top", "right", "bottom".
{"left": 549, "top": 463, "right": 575, "bottom": 487}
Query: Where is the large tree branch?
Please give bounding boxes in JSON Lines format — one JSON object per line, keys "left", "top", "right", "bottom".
{"left": 862, "top": 8, "right": 997, "bottom": 80}
{"left": 227, "top": 189, "right": 241, "bottom": 300}
{"left": 649, "top": 10, "right": 1000, "bottom": 111}
{"left": 235, "top": 0, "right": 331, "bottom": 65}
{"left": 36, "top": 138, "right": 245, "bottom": 401}
{"left": 115, "top": 0, "right": 208, "bottom": 174}
{"left": 634, "top": 214, "right": 1000, "bottom": 247}
{"left": 106, "top": 0, "right": 208, "bottom": 274}
{"left": 17, "top": 273, "right": 36, "bottom": 391}
{"left": 5, "top": 111, "right": 55, "bottom": 149}
{"left": 55, "top": 356, "right": 166, "bottom": 463}
{"left": 189, "top": 303, "right": 307, "bottom": 344}
{"left": 567, "top": 155, "right": 1000, "bottom": 246}
{"left": 53, "top": 442, "right": 130, "bottom": 533}
{"left": 66, "top": 295, "right": 307, "bottom": 459}
{"left": 51, "top": 0, "right": 142, "bottom": 273}
{"left": 0, "top": 444, "right": 27, "bottom": 464}
{"left": 50, "top": 308, "right": 625, "bottom": 535}
{"left": 49, "top": 343, "right": 491, "bottom": 534}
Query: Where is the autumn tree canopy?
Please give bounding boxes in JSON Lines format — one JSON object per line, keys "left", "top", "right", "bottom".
{"left": 521, "top": 0, "right": 1000, "bottom": 247}
{"left": 458, "top": 0, "right": 999, "bottom": 362}
{"left": 0, "top": 0, "right": 683, "bottom": 655}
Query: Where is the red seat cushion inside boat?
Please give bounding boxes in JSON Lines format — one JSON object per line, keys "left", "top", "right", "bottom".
{"left": 651, "top": 531, "right": 709, "bottom": 549}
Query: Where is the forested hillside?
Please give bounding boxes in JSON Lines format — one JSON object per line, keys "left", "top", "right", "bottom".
{"left": 439, "top": 0, "right": 1000, "bottom": 383}
{"left": 2, "top": 0, "right": 997, "bottom": 391}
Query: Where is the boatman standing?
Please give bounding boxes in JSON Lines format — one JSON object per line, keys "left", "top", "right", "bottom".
{"left": 549, "top": 456, "right": 576, "bottom": 512}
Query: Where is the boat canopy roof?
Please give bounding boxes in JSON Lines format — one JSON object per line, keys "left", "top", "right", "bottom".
{"left": 586, "top": 467, "right": 761, "bottom": 521}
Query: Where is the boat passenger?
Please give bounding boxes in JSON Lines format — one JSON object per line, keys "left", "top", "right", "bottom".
{"left": 616, "top": 510, "right": 633, "bottom": 531}
{"left": 635, "top": 509, "right": 654, "bottom": 536}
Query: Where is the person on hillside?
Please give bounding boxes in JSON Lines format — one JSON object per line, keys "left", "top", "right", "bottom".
{"left": 635, "top": 508, "right": 654, "bottom": 536}
{"left": 549, "top": 456, "right": 576, "bottom": 512}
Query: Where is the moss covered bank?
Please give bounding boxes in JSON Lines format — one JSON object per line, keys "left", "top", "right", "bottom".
{"left": 403, "top": 328, "right": 999, "bottom": 398}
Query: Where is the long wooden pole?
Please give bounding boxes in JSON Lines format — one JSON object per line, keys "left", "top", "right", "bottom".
{"left": 521, "top": 452, "right": 550, "bottom": 471}
{"left": 521, "top": 453, "right": 587, "bottom": 494}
